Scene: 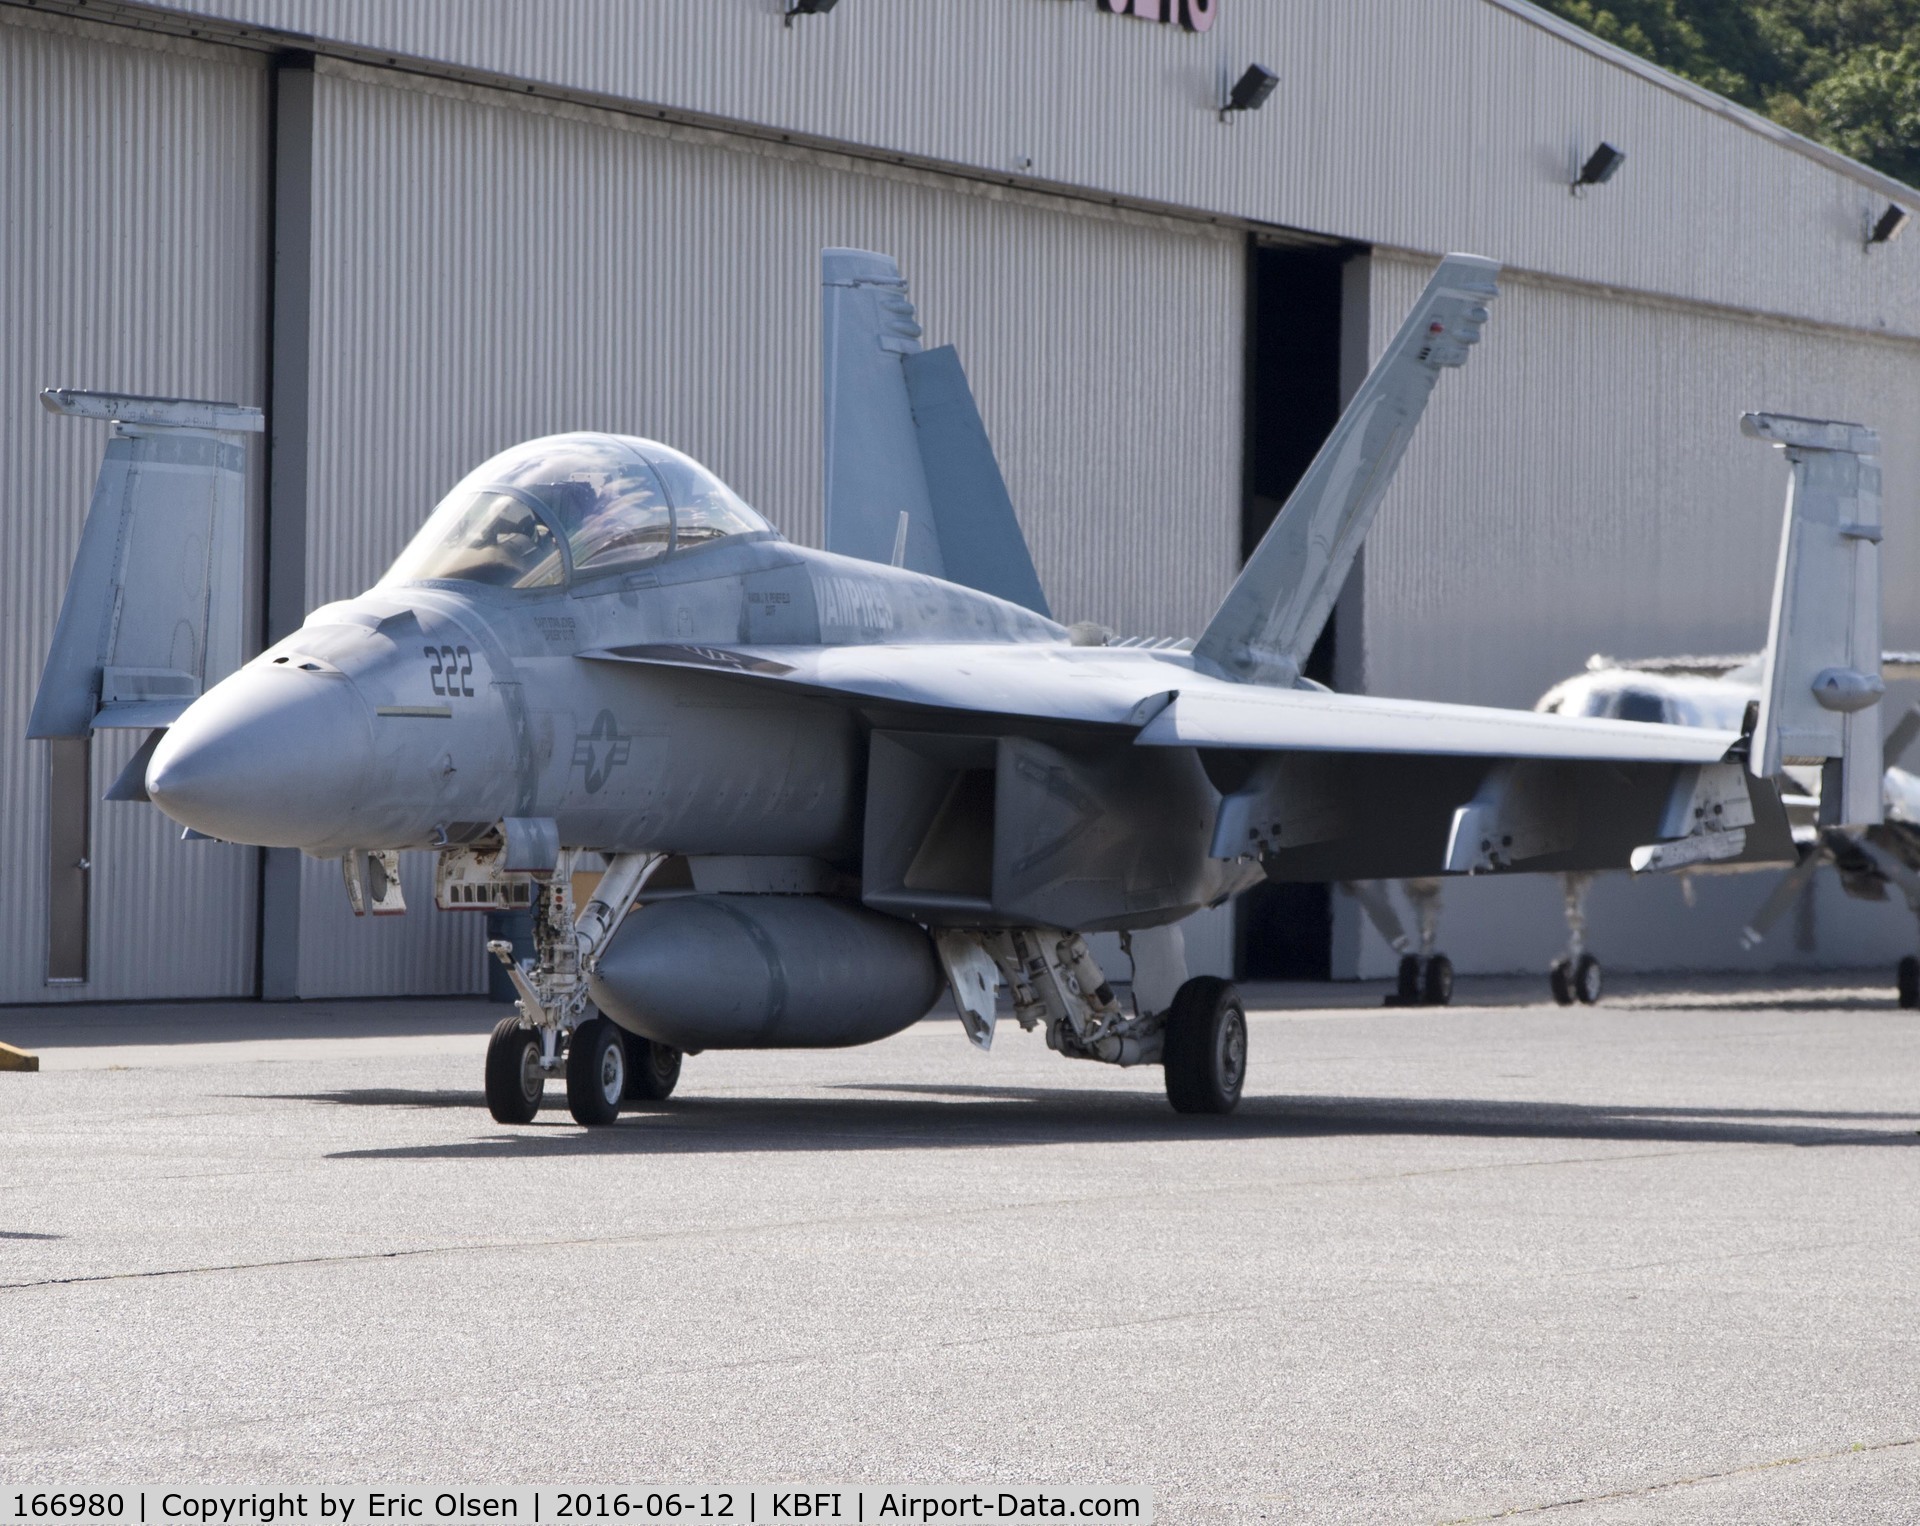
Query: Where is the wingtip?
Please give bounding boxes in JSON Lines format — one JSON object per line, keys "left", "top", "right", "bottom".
{"left": 1435, "top": 252, "right": 1502, "bottom": 294}
{"left": 822, "top": 247, "right": 905, "bottom": 287}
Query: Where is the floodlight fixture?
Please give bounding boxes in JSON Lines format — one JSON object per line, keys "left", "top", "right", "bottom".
{"left": 784, "top": 0, "right": 838, "bottom": 24}
{"left": 1869, "top": 202, "right": 1910, "bottom": 246}
{"left": 1574, "top": 142, "right": 1626, "bottom": 189}
{"left": 1222, "top": 64, "right": 1279, "bottom": 119}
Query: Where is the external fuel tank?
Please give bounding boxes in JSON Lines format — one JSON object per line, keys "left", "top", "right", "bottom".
{"left": 590, "top": 895, "right": 943, "bottom": 1050}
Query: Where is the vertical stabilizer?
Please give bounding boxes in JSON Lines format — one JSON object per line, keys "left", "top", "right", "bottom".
{"left": 1745, "top": 411, "right": 1885, "bottom": 826}
{"left": 28, "top": 389, "right": 262, "bottom": 738}
{"left": 820, "top": 249, "right": 1050, "bottom": 615}
{"left": 822, "top": 249, "right": 945, "bottom": 576}
{"left": 1193, "top": 254, "right": 1499, "bottom": 686}
{"left": 904, "top": 346, "right": 1051, "bottom": 617}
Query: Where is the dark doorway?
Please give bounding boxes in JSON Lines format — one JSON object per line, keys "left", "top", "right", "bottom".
{"left": 1235, "top": 238, "right": 1361, "bottom": 982}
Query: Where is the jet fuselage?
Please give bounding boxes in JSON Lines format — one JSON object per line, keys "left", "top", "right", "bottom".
{"left": 146, "top": 533, "right": 1068, "bottom": 861}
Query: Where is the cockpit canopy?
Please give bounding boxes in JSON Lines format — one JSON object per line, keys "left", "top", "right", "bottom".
{"left": 381, "top": 433, "right": 773, "bottom": 589}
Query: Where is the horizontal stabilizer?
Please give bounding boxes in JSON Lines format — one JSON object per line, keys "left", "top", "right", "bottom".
{"left": 1194, "top": 254, "right": 1499, "bottom": 687}
{"left": 821, "top": 249, "right": 1050, "bottom": 615}
{"left": 28, "top": 388, "right": 261, "bottom": 738}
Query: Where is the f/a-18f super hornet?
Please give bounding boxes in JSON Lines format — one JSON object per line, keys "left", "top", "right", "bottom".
{"left": 1348, "top": 419, "right": 1902, "bottom": 1008}
{"left": 29, "top": 250, "right": 1883, "bottom": 1124}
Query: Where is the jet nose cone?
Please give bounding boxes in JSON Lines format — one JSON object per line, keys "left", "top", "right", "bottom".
{"left": 147, "top": 664, "right": 377, "bottom": 848}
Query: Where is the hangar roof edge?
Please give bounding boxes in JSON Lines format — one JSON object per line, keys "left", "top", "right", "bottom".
{"left": 1482, "top": 0, "right": 1920, "bottom": 208}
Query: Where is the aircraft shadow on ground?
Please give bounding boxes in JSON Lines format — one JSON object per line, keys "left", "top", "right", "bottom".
{"left": 272, "top": 1084, "right": 1920, "bottom": 1160}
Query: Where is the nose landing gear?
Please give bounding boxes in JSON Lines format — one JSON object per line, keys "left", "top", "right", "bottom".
{"left": 484, "top": 1017, "right": 546, "bottom": 1124}
{"left": 480, "top": 847, "right": 683, "bottom": 1127}
{"left": 565, "top": 1017, "right": 627, "bottom": 1126}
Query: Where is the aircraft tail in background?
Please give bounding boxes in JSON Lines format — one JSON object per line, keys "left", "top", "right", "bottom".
{"left": 1192, "top": 253, "right": 1498, "bottom": 687}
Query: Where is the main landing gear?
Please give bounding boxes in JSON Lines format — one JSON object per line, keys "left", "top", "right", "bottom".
{"left": 1899, "top": 955, "right": 1920, "bottom": 1010}
{"left": 1548, "top": 872, "right": 1602, "bottom": 1006}
{"left": 1161, "top": 976, "right": 1249, "bottom": 1115}
{"left": 938, "top": 926, "right": 1251, "bottom": 1115}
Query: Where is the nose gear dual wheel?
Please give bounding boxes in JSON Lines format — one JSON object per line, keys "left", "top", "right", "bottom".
{"left": 484, "top": 1017, "right": 545, "bottom": 1124}
{"left": 1898, "top": 955, "right": 1920, "bottom": 1009}
{"left": 566, "top": 1016, "right": 627, "bottom": 1126}
{"left": 1162, "top": 976, "right": 1248, "bottom": 1115}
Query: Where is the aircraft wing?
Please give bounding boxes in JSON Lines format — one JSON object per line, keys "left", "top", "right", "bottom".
{"left": 580, "top": 641, "right": 1736, "bottom": 764}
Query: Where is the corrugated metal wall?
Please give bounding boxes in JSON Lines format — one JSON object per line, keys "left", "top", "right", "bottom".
{"left": 0, "top": 8, "right": 266, "bottom": 1004}
{"left": 160, "top": 0, "right": 1920, "bottom": 340}
{"left": 290, "top": 61, "right": 1244, "bottom": 997}
{"left": 1363, "top": 251, "right": 1920, "bottom": 709}
{"left": 1354, "top": 250, "right": 1920, "bottom": 975}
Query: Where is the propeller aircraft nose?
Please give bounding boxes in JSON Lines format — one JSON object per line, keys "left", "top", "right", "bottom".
{"left": 147, "top": 662, "right": 378, "bottom": 848}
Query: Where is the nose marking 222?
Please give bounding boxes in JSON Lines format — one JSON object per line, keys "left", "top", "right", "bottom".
{"left": 425, "top": 645, "right": 475, "bottom": 697}
{"left": 572, "top": 709, "right": 632, "bottom": 794}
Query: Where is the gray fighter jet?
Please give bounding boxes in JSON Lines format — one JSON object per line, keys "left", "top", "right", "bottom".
{"left": 28, "top": 251, "right": 1883, "bottom": 1124}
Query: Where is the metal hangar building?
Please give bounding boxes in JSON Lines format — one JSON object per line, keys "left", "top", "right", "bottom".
{"left": 4, "top": 0, "right": 1918, "bottom": 1005}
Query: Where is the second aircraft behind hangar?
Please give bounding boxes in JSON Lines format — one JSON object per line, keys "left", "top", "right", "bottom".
{"left": 28, "top": 251, "right": 1887, "bottom": 1123}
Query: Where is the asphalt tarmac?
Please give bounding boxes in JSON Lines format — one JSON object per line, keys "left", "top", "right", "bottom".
{"left": 3, "top": 976, "right": 1919, "bottom": 1523}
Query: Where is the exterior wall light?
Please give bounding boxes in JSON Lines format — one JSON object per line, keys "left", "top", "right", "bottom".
{"left": 1222, "top": 64, "right": 1279, "bottom": 120}
{"left": 784, "top": 0, "right": 838, "bottom": 24}
{"left": 1573, "top": 142, "right": 1626, "bottom": 191}
{"left": 1869, "top": 203, "right": 1910, "bottom": 246}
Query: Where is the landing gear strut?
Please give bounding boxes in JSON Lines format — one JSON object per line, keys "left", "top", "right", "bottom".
{"left": 1548, "top": 872, "right": 1602, "bottom": 1005}
{"left": 940, "top": 925, "right": 1251, "bottom": 1115}
{"left": 479, "top": 848, "right": 675, "bottom": 1127}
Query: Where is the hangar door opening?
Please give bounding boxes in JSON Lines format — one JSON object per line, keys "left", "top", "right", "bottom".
{"left": 1235, "top": 238, "right": 1367, "bottom": 981}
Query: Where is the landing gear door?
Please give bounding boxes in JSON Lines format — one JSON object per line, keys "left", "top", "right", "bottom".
{"left": 27, "top": 389, "right": 263, "bottom": 739}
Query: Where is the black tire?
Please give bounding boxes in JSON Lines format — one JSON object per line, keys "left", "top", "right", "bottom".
{"left": 622, "top": 1030, "right": 682, "bottom": 1102}
{"left": 1162, "top": 976, "right": 1248, "bottom": 1115}
{"left": 1396, "top": 954, "right": 1421, "bottom": 1006}
{"left": 1574, "top": 953, "right": 1603, "bottom": 1005}
{"left": 566, "top": 1016, "right": 626, "bottom": 1126}
{"left": 1899, "top": 956, "right": 1920, "bottom": 1009}
{"left": 1549, "top": 958, "right": 1574, "bottom": 1006}
{"left": 1422, "top": 953, "right": 1454, "bottom": 1007}
{"left": 484, "top": 1017, "right": 544, "bottom": 1125}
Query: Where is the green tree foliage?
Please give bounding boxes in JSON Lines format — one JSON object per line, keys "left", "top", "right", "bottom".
{"left": 1537, "top": 1, "right": 1920, "bottom": 185}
